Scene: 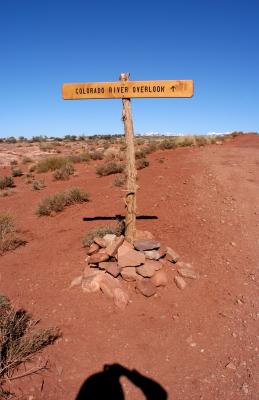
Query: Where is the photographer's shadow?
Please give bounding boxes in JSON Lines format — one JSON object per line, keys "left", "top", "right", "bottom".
{"left": 76, "top": 363, "right": 167, "bottom": 400}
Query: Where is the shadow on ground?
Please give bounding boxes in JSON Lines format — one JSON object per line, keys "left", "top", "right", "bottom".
{"left": 75, "top": 363, "right": 167, "bottom": 400}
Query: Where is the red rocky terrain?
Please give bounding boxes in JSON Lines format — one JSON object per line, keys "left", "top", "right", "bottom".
{"left": 0, "top": 134, "right": 258, "bottom": 399}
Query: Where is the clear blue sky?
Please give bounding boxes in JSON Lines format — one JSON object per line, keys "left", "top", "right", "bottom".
{"left": 0, "top": 0, "right": 258, "bottom": 138}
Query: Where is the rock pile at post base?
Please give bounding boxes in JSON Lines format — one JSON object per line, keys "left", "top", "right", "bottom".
{"left": 70, "top": 230, "right": 198, "bottom": 309}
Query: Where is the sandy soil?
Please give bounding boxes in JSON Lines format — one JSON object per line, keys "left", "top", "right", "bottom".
{"left": 0, "top": 134, "right": 258, "bottom": 399}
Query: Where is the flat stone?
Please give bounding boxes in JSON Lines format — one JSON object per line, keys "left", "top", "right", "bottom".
{"left": 136, "top": 262, "right": 156, "bottom": 278}
{"left": 88, "top": 252, "right": 109, "bottom": 264}
{"left": 94, "top": 237, "right": 106, "bottom": 248}
{"left": 166, "top": 247, "right": 180, "bottom": 263}
{"left": 117, "top": 241, "right": 133, "bottom": 258}
{"left": 103, "top": 234, "right": 117, "bottom": 247}
{"left": 121, "top": 267, "right": 139, "bottom": 281}
{"left": 151, "top": 269, "right": 168, "bottom": 287}
{"left": 134, "top": 239, "right": 160, "bottom": 251}
{"left": 87, "top": 242, "right": 100, "bottom": 255}
{"left": 106, "top": 235, "right": 124, "bottom": 257}
{"left": 99, "top": 262, "right": 121, "bottom": 277}
{"left": 99, "top": 274, "right": 120, "bottom": 298}
{"left": 82, "top": 271, "right": 105, "bottom": 293}
{"left": 157, "top": 245, "right": 167, "bottom": 258}
{"left": 144, "top": 250, "right": 160, "bottom": 260}
{"left": 113, "top": 288, "right": 129, "bottom": 310}
{"left": 174, "top": 276, "right": 186, "bottom": 289}
{"left": 177, "top": 261, "right": 193, "bottom": 269}
{"left": 178, "top": 267, "right": 197, "bottom": 279}
{"left": 118, "top": 248, "right": 145, "bottom": 268}
{"left": 136, "top": 278, "right": 156, "bottom": 297}
{"left": 69, "top": 275, "right": 82, "bottom": 288}
{"left": 135, "top": 230, "right": 154, "bottom": 240}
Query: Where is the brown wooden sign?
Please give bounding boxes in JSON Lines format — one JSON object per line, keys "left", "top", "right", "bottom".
{"left": 62, "top": 80, "right": 194, "bottom": 100}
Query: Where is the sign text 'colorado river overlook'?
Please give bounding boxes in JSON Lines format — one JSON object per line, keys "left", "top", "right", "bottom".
{"left": 62, "top": 80, "right": 194, "bottom": 99}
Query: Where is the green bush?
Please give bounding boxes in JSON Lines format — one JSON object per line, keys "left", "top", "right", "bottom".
{"left": 96, "top": 161, "right": 125, "bottom": 176}
{"left": 36, "top": 187, "right": 90, "bottom": 216}
{"left": 0, "top": 176, "right": 15, "bottom": 190}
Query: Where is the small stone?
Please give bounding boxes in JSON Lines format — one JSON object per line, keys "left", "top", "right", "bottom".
{"left": 99, "top": 262, "right": 121, "bottom": 277}
{"left": 94, "top": 237, "right": 106, "bottom": 248}
{"left": 177, "top": 261, "right": 193, "bottom": 269}
{"left": 151, "top": 269, "right": 168, "bottom": 287}
{"left": 87, "top": 242, "right": 100, "bottom": 255}
{"left": 230, "top": 241, "right": 237, "bottom": 247}
{"left": 118, "top": 248, "right": 145, "bottom": 268}
{"left": 135, "top": 230, "right": 154, "bottom": 240}
{"left": 99, "top": 274, "right": 120, "bottom": 298}
{"left": 144, "top": 250, "right": 160, "bottom": 260}
{"left": 166, "top": 247, "right": 180, "bottom": 263}
{"left": 88, "top": 252, "right": 109, "bottom": 264}
{"left": 174, "top": 276, "right": 186, "bottom": 289}
{"left": 69, "top": 275, "right": 82, "bottom": 288}
{"left": 103, "top": 234, "right": 117, "bottom": 247}
{"left": 178, "top": 267, "right": 197, "bottom": 279}
{"left": 121, "top": 267, "right": 139, "bottom": 281}
{"left": 241, "top": 383, "right": 249, "bottom": 395}
{"left": 113, "top": 288, "right": 129, "bottom": 310}
{"left": 225, "top": 362, "right": 236, "bottom": 370}
{"left": 157, "top": 245, "right": 167, "bottom": 258}
{"left": 136, "top": 278, "right": 156, "bottom": 297}
{"left": 136, "top": 262, "right": 156, "bottom": 278}
{"left": 81, "top": 271, "right": 105, "bottom": 293}
{"left": 134, "top": 239, "right": 160, "bottom": 251}
{"left": 106, "top": 235, "right": 124, "bottom": 257}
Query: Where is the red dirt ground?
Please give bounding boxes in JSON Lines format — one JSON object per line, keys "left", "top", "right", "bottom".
{"left": 1, "top": 134, "right": 258, "bottom": 399}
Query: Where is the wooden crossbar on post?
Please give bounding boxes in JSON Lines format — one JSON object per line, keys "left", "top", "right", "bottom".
{"left": 119, "top": 73, "right": 137, "bottom": 243}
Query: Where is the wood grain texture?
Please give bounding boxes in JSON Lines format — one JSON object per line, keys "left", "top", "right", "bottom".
{"left": 62, "top": 80, "right": 194, "bottom": 99}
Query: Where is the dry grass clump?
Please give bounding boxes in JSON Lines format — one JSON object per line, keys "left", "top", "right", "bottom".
{"left": 96, "top": 161, "right": 125, "bottom": 176}
{"left": 83, "top": 221, "right": 124, "bottom": 247}
{"left": 67, "top": 152, "right": 91, "bottom": 163}
{"left": 0, "top": 213, "right": 26, "bottom": 255}
{"left": 136, "top": 158, "right": 149, "bottom": 170}
{"left": 53, "top": 164, "right": 75, "bottom": 181}
{"left": 113, "top": 174, "right": 126, "bottom": 187}
{"left": 11, "top": 168, "right": 23, "bottom": 177}
{"left": 0, "top": 177, "right": 15, "bottom": 191}
{"left": 0, "top": 293, "right": 60, "bottom": 398}
{"left": 89, "top": 150, "right": 104, "bottom": 160}
{"left": 37, "top": 187, "right": 90, "bottom": 216}
{"left": 22, "top": 156, "right": 33, "bottom": 164}
{"left": 159, "top": 138, "right": 177, "bottom": 150}
{"left": 31, "top": 179, "right": 46, "bottom": 191}
{"left": 35, "top": 156, "right": 70, "bottom": 173}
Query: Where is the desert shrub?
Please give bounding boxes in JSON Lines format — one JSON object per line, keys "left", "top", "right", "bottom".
{"left": 53, "top": 164, "right": 74, "bottom": 181}
{"left": 31, "top": 180, "right": 46, "bottom": 191}
{"left": 39, "top": 142, "right": 54, "bottom": 152}
{"left": 22, "top": 156, "right": 33, "bottom": 164}
{"left": 136, "top": 158, "right": 149, "bottom": 170}
{"left": 90, "top": 150, "right": 104, "bottom": 160}
{"left": 0, "top": 190, "right": 16, "bottom": 198}
{"left": 10, "top": 160, "right": 18, "bottom": 167}
{"left": 0, "top": 213, "right": 26, "bottom": 254}
{"left": 135, "top": 149, "right": 147, "bottom": 159}
{"left": 113, "top": 174, "right": 126, "bottom": 187}
{"left": 83, "top": 222, "right": 124, "bottom": 247}
{"left": 159, "top": 139, "right": 177, "bottom": 150}
{"left": 11, "top": 168, "right": 23, "bottom": 177}
{"left": 0, "top": 176, "right": 15, "bottom": 190}
{"left": 6, "top": 137, "right": 16, "bottom": 144}
{"left": 67, "top": 152, "right": 91, "bottom": 163}
{"left": 29, "top": 164, "right": 36, "bottom": 172}
{"left": 195, "top": 136, "right": 208, "bottom": 146}
{"left": 36, "top": 187, "right": 90, "bottom": 216}
{"left": 35, "top": 157, "right": 70, "bottom": 173}
{"left": 96, "top": 161, "right": 125, "bottom": 176}
{"left": 143, "top": 142, "right": 158, "bottom": 154}
{"left": 0, "top": 293, "right": 60, "bottom": 398}
{"left": 174, "top": 136, "right": 195, "bottom": 147}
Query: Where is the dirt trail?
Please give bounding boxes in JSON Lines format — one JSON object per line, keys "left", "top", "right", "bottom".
{"left": 1, "top": 134, "right": 258, "bottom": 399}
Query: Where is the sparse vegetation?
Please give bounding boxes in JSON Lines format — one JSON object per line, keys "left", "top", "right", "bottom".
{"left": 136, "top": 158, "right": 149, "bottom": 170}
{"left": 36, "top": 187, "right": 90, "bottom": 216}
{"left": 11, "top": 168, "right": 23, "bottom": 177}
{"left": 0, "top": 293, "right": 60, "bottom": 398}
{"left": 89, "top": 150, "right": 104, "bottom": 160}
{"left": 0, "top": 177, "right": 15, "bottom": 190}
{"left": 22, "top": 156, "right": 33, "bottom": 164}
{"left": 113, "top": 174, "right": 126, "bottom": 187}
{"left": 83, "top": 221, "right": 124, "bottom": 247}
{"left": 96, "top": 161, "right": 125, "bottom": 176}
{"left": 53, "top": 164, "right": 75, "bottom": 181}
{"left": 35, "top": 156, "right": 71, "bottom": 173}
{"left": 0, "top": 213, "right": 26, "bottom": 254}
{"left": 31, "top": 180, "right": 46, "bottom": 191}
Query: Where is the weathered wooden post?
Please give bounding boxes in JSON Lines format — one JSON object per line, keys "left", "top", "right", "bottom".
{"left": 119, "top": 73, "right": 137, "bottom": 243}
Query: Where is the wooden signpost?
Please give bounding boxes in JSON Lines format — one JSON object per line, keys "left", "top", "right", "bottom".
{"left": 62, "top": 75, "right": 194, "bottom": 243}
